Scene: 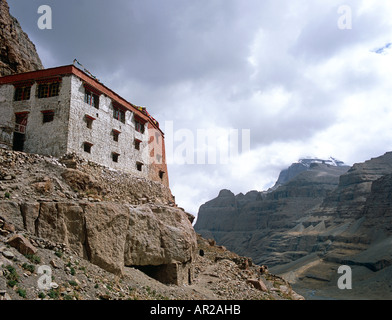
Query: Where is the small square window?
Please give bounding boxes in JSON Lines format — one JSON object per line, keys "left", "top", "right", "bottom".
{"left": 135, "top": 121, "right": 145, "bottom": 134}
{"left": 85, "top": 115, "right": 95, "bottom": 129}
{"left": 159, "top": 171, "right": 165, "bottom": 180}
{"left": 83, "top": 142, "right": 93, "bottom": 153}
{"left": 42, "top": 110, "right": 55, "bottom": 123}
{"left": 85, "top": 90, "right": 99, "bottom": 109}
{"left": 136, "top": 162, "right": 143, "bottom": 172}
{"left": 112, "top": 130, "right": 120, "bottom": 142}
{"left": 113, "top": 106, "right": 125, "bottom": 124}
{"left": 112, "top": 153, "right": 120, "bottom": 163}
{"left": 134, "top": 139, "right": 141, "bottom": 150}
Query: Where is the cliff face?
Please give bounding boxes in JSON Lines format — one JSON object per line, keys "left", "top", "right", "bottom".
{"left": 195, "top": 152, "right": 392, "bottom": 299}
{"left": 0, "top": 150, "right": 305, "bottom": 301}
{"left": 195, "top": 163, "right": 349, "bottom": 266}
{"left": 0, "top": 149, "right": 197, "bottom": 286}
{"left": 0, "top": 0, "right": 44, "bottom": 76}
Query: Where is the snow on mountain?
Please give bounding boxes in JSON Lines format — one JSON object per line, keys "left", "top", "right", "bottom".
{"left": 298, "top": 157, "right": 346, "bottom": 168}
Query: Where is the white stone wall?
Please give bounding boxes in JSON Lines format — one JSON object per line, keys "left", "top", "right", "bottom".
{"left": 23, "top": 78, "right": 71, "bottom": 157}
{"left": 0, "top": 84, "right": 14, "bottom": 148}
{"left": 66, "top": 76, "right": 150, "bottom": 178}
{"left": 0, "top": 78, "right": 71, "bottom": 156}
{"left": 0, "top": 74, "right": 153, "bottom": 181}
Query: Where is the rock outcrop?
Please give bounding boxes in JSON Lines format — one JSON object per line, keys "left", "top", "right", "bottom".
{"left": 0, "top": 149, "right": 197, "bottom": 286}
{"left": 0, "top": 213, "right": 304, "bottom": 300}
{"left": 0, "top": 0, "right": 44, "bottom": 76}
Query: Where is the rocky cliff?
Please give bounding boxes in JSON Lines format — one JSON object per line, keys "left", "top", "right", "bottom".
{"left": 0, "top": 0, "right": 43, "bottom": 76}
{"left": 0, "top": 149, "right": 305, "bottom": 300}
{"left": 195, "top": 162, "right": 350, "bottom": 266}
{"left": 195, "top": 153, "right": 392, "bottom": 299}
{"left": 0, "top": 149, "right": 197, "bottom": 286}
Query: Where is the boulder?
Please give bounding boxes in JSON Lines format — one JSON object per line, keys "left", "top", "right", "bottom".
{"left": 23, "top": 201, "right": 197, "bottom": 285}
{"left": 83, "top": 202, "right": 130, "bottom": 276}
{"left": 246, "top": 279, "right": 268, "bottom": 292}
{"left": 124, "top": 205, "right": 197, "bottom": 285}
{"left": 6, "top": 234, "right": 37, "bottom": 255}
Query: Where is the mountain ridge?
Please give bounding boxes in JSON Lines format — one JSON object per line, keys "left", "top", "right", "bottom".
{"left": 195, "top": 152, "right": 392, "bottom": 299}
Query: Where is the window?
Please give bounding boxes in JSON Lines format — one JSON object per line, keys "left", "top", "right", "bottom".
{"left": 135, "top": 120, "right": 145, "bottom": 134}
{"left": 159, "top": 171, "right": 165, "bottom": 180}
{"left": 112, "top": 152, "right": 120, "bottom": 163}
{"left": 136, "top": 162, "right": 143, "bottom": 172}
{"left": 83, "top": 142, "right": 93, "bottom": 153}
{"left": 85, "top": 115, "right": 96, "bottom": 129}
{"left": 37, "top": 82, "right": 60, "bottom": 98}
{"left": 14, "top": 112, "right": 29, "bottom": 134}
{"left": 134, "top": 139, "right": 142, "bottom": 151}
{"left": 112, "top": 130, "right": 120, "bottom": 142}
{"left": 42, "top": 110, "right": 55, "bottom": 124}
{"left": 113, "top": 106, "right": 126, "bottom": 124}
{"left": 14, "top": 86, "right": 31, "bottom": 101}
{"left": 85, "top": 89, "right": 99, "bottom": 109}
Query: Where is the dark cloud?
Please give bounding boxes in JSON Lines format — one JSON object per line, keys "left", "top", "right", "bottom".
{"left": 8, "top": 0, "right": 392, "bottom": 216}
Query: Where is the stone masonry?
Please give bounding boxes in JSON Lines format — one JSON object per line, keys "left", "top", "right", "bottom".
{"left": 0, "top": 65, "right": 169, "bottom": 187}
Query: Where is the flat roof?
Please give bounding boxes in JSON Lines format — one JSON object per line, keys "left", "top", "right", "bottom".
{"left": 0, "top": 64, "right": 163, "bottom": 134}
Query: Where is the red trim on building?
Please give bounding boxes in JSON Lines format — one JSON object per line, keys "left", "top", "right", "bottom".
{"left": 134, "top": 114, "right": 148, "bottom": 124}
{"left": 36, "top": 77, "right": 62, "bottom": 84}
{"left": 83, "top": 83, "right": 102, "bottom": 96}
{"left": 0, "top": 64, "right": 162, "bottom": 134}
{"left": 112, "top": 102, "right": 128, "bottom": 112}
{"left": 13, "top": 81, "right": 34, "bottom": 88}
{"left": 85, "top": 114, "right": 96, "bottom": 121}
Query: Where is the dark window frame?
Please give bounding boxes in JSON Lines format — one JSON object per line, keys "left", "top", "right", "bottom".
{"left": 14, "top": 86, "right": 31, "bottom": 101}
{"left": 84, "top": 89, "right": 100, "bottom": 109}
{"left": 112, "top": 152, "right": 120, "bottom": 163}
{"left": 159, "top": 171, "right": 165, "bottom": 180}
{"left": 113, "top": 106, "right": 126, "bottom": 124}
{"left": 42, "top": 110, "right": 55, "bottom": 124}
{"left": 135, "top": 120, "right": 145, "bottom": 134}
{"left": 112, "top": 130, "right": 120, "bottom": 142}
{"left": 136, "top": 162, "right": 143, "bottom": 172}
{"left": 85, "top": 115, "right": 96, "bottom": 129}
{"left": 37, "top": 82, "right": 60, "bottom": 99}
{"left": 83, "top": 142, "right": 93, "bottom": 153}
{"left": 134, "top": 139, "right": 142, "bottom": 151}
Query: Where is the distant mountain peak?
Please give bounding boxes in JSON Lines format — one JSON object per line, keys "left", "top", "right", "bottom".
{"left": 298, "top": 157, "right": 346, "bottom": 168}
{"left": 270, "top": 156, "right": 348, "bottom": 190}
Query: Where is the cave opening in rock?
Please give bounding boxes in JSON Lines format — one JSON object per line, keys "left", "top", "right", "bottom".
{"left": 132, "top": 264, "right": 178, "bottom": 285}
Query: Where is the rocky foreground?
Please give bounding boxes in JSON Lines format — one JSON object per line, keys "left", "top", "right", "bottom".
{"left": 0, "top": 149, "right": 303, "bottom": 300}
{"left": 0, "top": 227, "right": 304, "bottom": 301}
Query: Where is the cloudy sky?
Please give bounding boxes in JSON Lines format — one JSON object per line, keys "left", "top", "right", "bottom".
{"left": 9, "top": 0, "right": 392, "bottom": 217}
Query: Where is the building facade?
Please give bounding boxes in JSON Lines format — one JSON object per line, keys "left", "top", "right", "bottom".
{"left": 0, "top": 65, "right": 169, "bottom": 187}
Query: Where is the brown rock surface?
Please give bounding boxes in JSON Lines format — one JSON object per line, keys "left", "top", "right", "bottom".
{"left": 0, "top": 149, "right": 196, "bottom": 286}
{"left": 0, "top": 0, "right": 44, "bottom": 76}
{"left": 6, "top": 234, "right": 37, "bottom": 255}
